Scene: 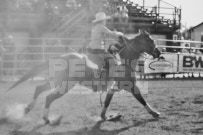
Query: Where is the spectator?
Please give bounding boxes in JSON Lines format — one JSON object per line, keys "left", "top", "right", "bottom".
{"left": 113, "top": 4, "right": 128, "bottom": 24}
{"left": 161, "top": 47, "right": 166, "bottom": 53}
{"left": 113, "top": 7, "right": 120, "bottom": 22}
{"left": 53, "top": 6, "right": 60, "bottom": 15}
{"left": 201, "top": 32, "right": 203, "bottom": 53}
{"left": 16, "top": 0, "right": 33, "bottom": 10}
{"left": 200, "top": 44, "right": 203, "bottom": 54}
{"left": 102, "top": 0, "right": 111, "bottom": 13}
{"left": 88, "top": 0, "right": 93, "bottom": 11}
{"left": 118, "top": 4, "right": 129, "bottom": 23}
{"left": 181, "top": 43, "right": 189, "bottom": 53}
{"left": 66, "top": 0, "right": 78, "bottom": 9}
{"left": 151, "top": 6, "right": 157, "bottom": 13}
{"left": 194, "top": 48, "right": 202, "bottom": 54}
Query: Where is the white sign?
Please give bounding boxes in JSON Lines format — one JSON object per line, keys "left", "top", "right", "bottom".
{"left": 144, "top": 54, "right": 178, "bottom": 73}
{"left": 178, "top": 54, "right": 203, "bottom": 73}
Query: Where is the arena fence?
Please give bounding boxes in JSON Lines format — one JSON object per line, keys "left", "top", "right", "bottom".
{"left": 0, "top": 37, "right": 84, "bottom": 81}
{"left": 142, "top": 39, "right": 203, "bottom": 79}
{"left": 0, "top": 37, "right": 203, "bottom": 81}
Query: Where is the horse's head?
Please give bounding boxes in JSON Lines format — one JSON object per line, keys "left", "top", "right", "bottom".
{"left": 110, "top": 30, "right": 160, "bottom": 60}
{"left": 136, "top": 30, "right": 161, "bottom": 58}
{"left": 125, "top": 30, "right": 160, "bottom": 59}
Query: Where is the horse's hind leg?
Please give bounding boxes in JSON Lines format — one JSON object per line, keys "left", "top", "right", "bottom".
{"left": 101, "top": 89, "right": 115, "bottom": 120}
{"left": 131, "top": 84, "right": 160, "bottom": 118}
{"left": 100, "top": 81, "right": 117, "bottom": 120}
{"left": 43, "top": 87, "right": 69, "bottom": 123}
{"left": 25, "top": 82, "right": 51, "bottom": 114}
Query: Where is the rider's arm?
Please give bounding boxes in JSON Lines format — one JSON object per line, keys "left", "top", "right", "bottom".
{"left": 101, "top": 25, "right": 123, "bottom": 37}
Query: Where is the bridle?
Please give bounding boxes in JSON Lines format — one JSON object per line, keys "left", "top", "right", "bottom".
{"left": 116, "top": 36, "right": 158, "bottom": 60}
{"left": 114, "top": 38, "right": 139, "bottom": 55}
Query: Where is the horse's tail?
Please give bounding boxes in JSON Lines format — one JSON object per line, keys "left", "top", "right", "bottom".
{"left": 6, "top": 52, "right": 98, "bottom": 92}
{"left": 7, "top": 61, "right": 48, "bottom": 92}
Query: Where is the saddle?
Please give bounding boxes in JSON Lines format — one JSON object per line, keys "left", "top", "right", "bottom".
{"left": 83, "top": 48, "right": 120, "bottom": 78}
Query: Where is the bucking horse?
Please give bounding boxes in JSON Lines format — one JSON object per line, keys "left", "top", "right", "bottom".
{"left": 7, "top": 30, "right": 161, "bottom": 124}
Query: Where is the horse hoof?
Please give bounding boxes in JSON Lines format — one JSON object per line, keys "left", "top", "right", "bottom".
{"left": 150, "top": 111, "right": 160, "bottom": 118}
{"left": 24, "top": 107, "right": 30, "bottom": 114}
{"left": 106, "top": 114, "right": 122, "bottom": 121}
{"left": 101, "top": 112, "right": 106, "bottom": 120}
{"left": 49, "top": 115, "right": 63, "bottom": 126}
{"left": 100, "top": 115, "right": 106, "bottom": 121}
{"left": 42, "top": 117, "right": 50, "bottom": 125}
{"left": 24, "top": 103, "right": 34, "bottom": 114}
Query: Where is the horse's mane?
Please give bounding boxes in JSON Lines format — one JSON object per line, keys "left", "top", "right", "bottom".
{"left": 117, "top": 31, "right": 142, "bottom": 47}
{"left": 125, "top": 32, "right": 141, "bottom": 40}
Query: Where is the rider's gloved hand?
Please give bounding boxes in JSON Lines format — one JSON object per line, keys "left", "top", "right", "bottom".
{"left": 108, "top": 44, "right": 119, "bottom": 54}
{"left": 110, "top": 45, "right": 119, "bottom": 51}
{"left": 116, "top": 31, "right": 124, "bottom": 37}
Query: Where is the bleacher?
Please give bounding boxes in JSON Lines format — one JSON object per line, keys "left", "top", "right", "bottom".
{"left": 0, "top": 0, "right": 181, "bottom": 45}
{"left": 0, "top": 0, "right": 184, "bottom": 79}
{"left": 107, "top": 0, "right": 181, "bottom": 33}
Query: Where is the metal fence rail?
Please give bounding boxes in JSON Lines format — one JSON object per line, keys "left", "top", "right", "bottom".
{"left": 0, "top": 37, "right": 203, "bottom": 81}
{"left": 0, "top": 37, "right": 84, "bottom": 81}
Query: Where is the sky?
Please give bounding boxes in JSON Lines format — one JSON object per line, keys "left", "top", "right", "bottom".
{"left": 132, "top": 0, "right": 203, "bottom": 28}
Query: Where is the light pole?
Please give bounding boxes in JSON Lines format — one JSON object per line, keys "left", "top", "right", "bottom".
{"left": 158, "top": 0, "right": 160, "bottom": 14}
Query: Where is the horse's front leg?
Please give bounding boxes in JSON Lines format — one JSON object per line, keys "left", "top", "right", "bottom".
{"left": 25, "top": 82, "right": 51, "bottom": 114}
{"left": 100, "top": 89, "right": 115, "bottom": 120}
{"left": 131, "top": 84, "right": 160, "bottom": 118}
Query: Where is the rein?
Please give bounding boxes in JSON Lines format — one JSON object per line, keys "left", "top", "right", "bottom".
{"left": 117, "top": 37, "right": 140, "bottom": 57}
{"left": 117, "top": 37, "right": 158, "bottom": 60}
{"left": 125, "top": 42, "right": 140, "bottom": 55}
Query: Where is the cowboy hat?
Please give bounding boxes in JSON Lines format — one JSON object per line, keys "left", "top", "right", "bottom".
{"left": 92, "top": 12, "right": 111, "bottom": 23}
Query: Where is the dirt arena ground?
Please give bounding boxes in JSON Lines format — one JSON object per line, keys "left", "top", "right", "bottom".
{"left": 0, "top": 80, "right": 203, "bottom": 135}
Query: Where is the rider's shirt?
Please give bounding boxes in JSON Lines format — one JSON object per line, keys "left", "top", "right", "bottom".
{"left": 89, "top": 23, "right": 121, "bottom": 50}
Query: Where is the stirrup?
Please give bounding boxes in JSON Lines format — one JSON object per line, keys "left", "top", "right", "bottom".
{"left": 114, "top": 53, "right": 122, "bottom": 66}
{"left": 93, "top": 69, "right": 103, "bottom": 78}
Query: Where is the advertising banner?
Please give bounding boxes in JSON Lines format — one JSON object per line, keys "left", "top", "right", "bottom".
{"left": 178, "top": 54, "right": 203, "bottom": 73}
{"left": 144, "top": 54, "right": 178, "bottom": 73}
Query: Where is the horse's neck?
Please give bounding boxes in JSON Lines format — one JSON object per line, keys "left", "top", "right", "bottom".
{"left": 120, "top": 50, "right": 140, "bottom": 61}
{"left": 119, "top": 45, "right": 141, "bottom": 68}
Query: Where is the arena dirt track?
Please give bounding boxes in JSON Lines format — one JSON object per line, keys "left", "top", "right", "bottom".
{"left": 0, "top": 80, "right": 203, "bottom": 135}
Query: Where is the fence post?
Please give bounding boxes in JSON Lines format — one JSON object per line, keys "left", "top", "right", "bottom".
{"left": 0, "top": 52, "right": 3, "bottom": 80}
{"left": 42, "top": 39, "right": 45, "bottom": 62}
{"left": 177, "top": 53, "right": 179, "bottom": 73}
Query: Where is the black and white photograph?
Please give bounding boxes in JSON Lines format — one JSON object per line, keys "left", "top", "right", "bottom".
{"left": 0, "top": 0, "right": 203, "bottom": 134}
